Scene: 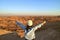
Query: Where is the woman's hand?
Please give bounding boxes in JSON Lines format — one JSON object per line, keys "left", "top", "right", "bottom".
{"left": 41, "top": 21, "right": 46, "bottom": 25}
{"left": 43, "top": 21, "right": 46, "bottom": 24}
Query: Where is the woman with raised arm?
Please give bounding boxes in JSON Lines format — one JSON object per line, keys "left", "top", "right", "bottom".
{"left": 16, "top": 20, "right": 46, "bottom": 40}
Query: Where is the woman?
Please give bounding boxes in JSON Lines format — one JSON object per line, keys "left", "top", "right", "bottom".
{"left": 16, "top": 20, "right": 46, "bottom": 40}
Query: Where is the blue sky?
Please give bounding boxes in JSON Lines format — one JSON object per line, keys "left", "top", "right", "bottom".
{"left": 0, "top": 0, "right": 60, "bottom": 16}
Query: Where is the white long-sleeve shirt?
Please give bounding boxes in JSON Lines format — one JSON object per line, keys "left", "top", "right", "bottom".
{"left": 25, "top": 23, "right": 43, "bottom": 40}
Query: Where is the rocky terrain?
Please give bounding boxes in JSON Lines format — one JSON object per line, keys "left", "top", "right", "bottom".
{"left": 0, "top": 16, "right": 60, "bottom": 40}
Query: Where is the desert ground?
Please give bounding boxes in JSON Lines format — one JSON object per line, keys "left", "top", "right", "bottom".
{"left": 0, "top": 16, "right": 60, "bottom": 40}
